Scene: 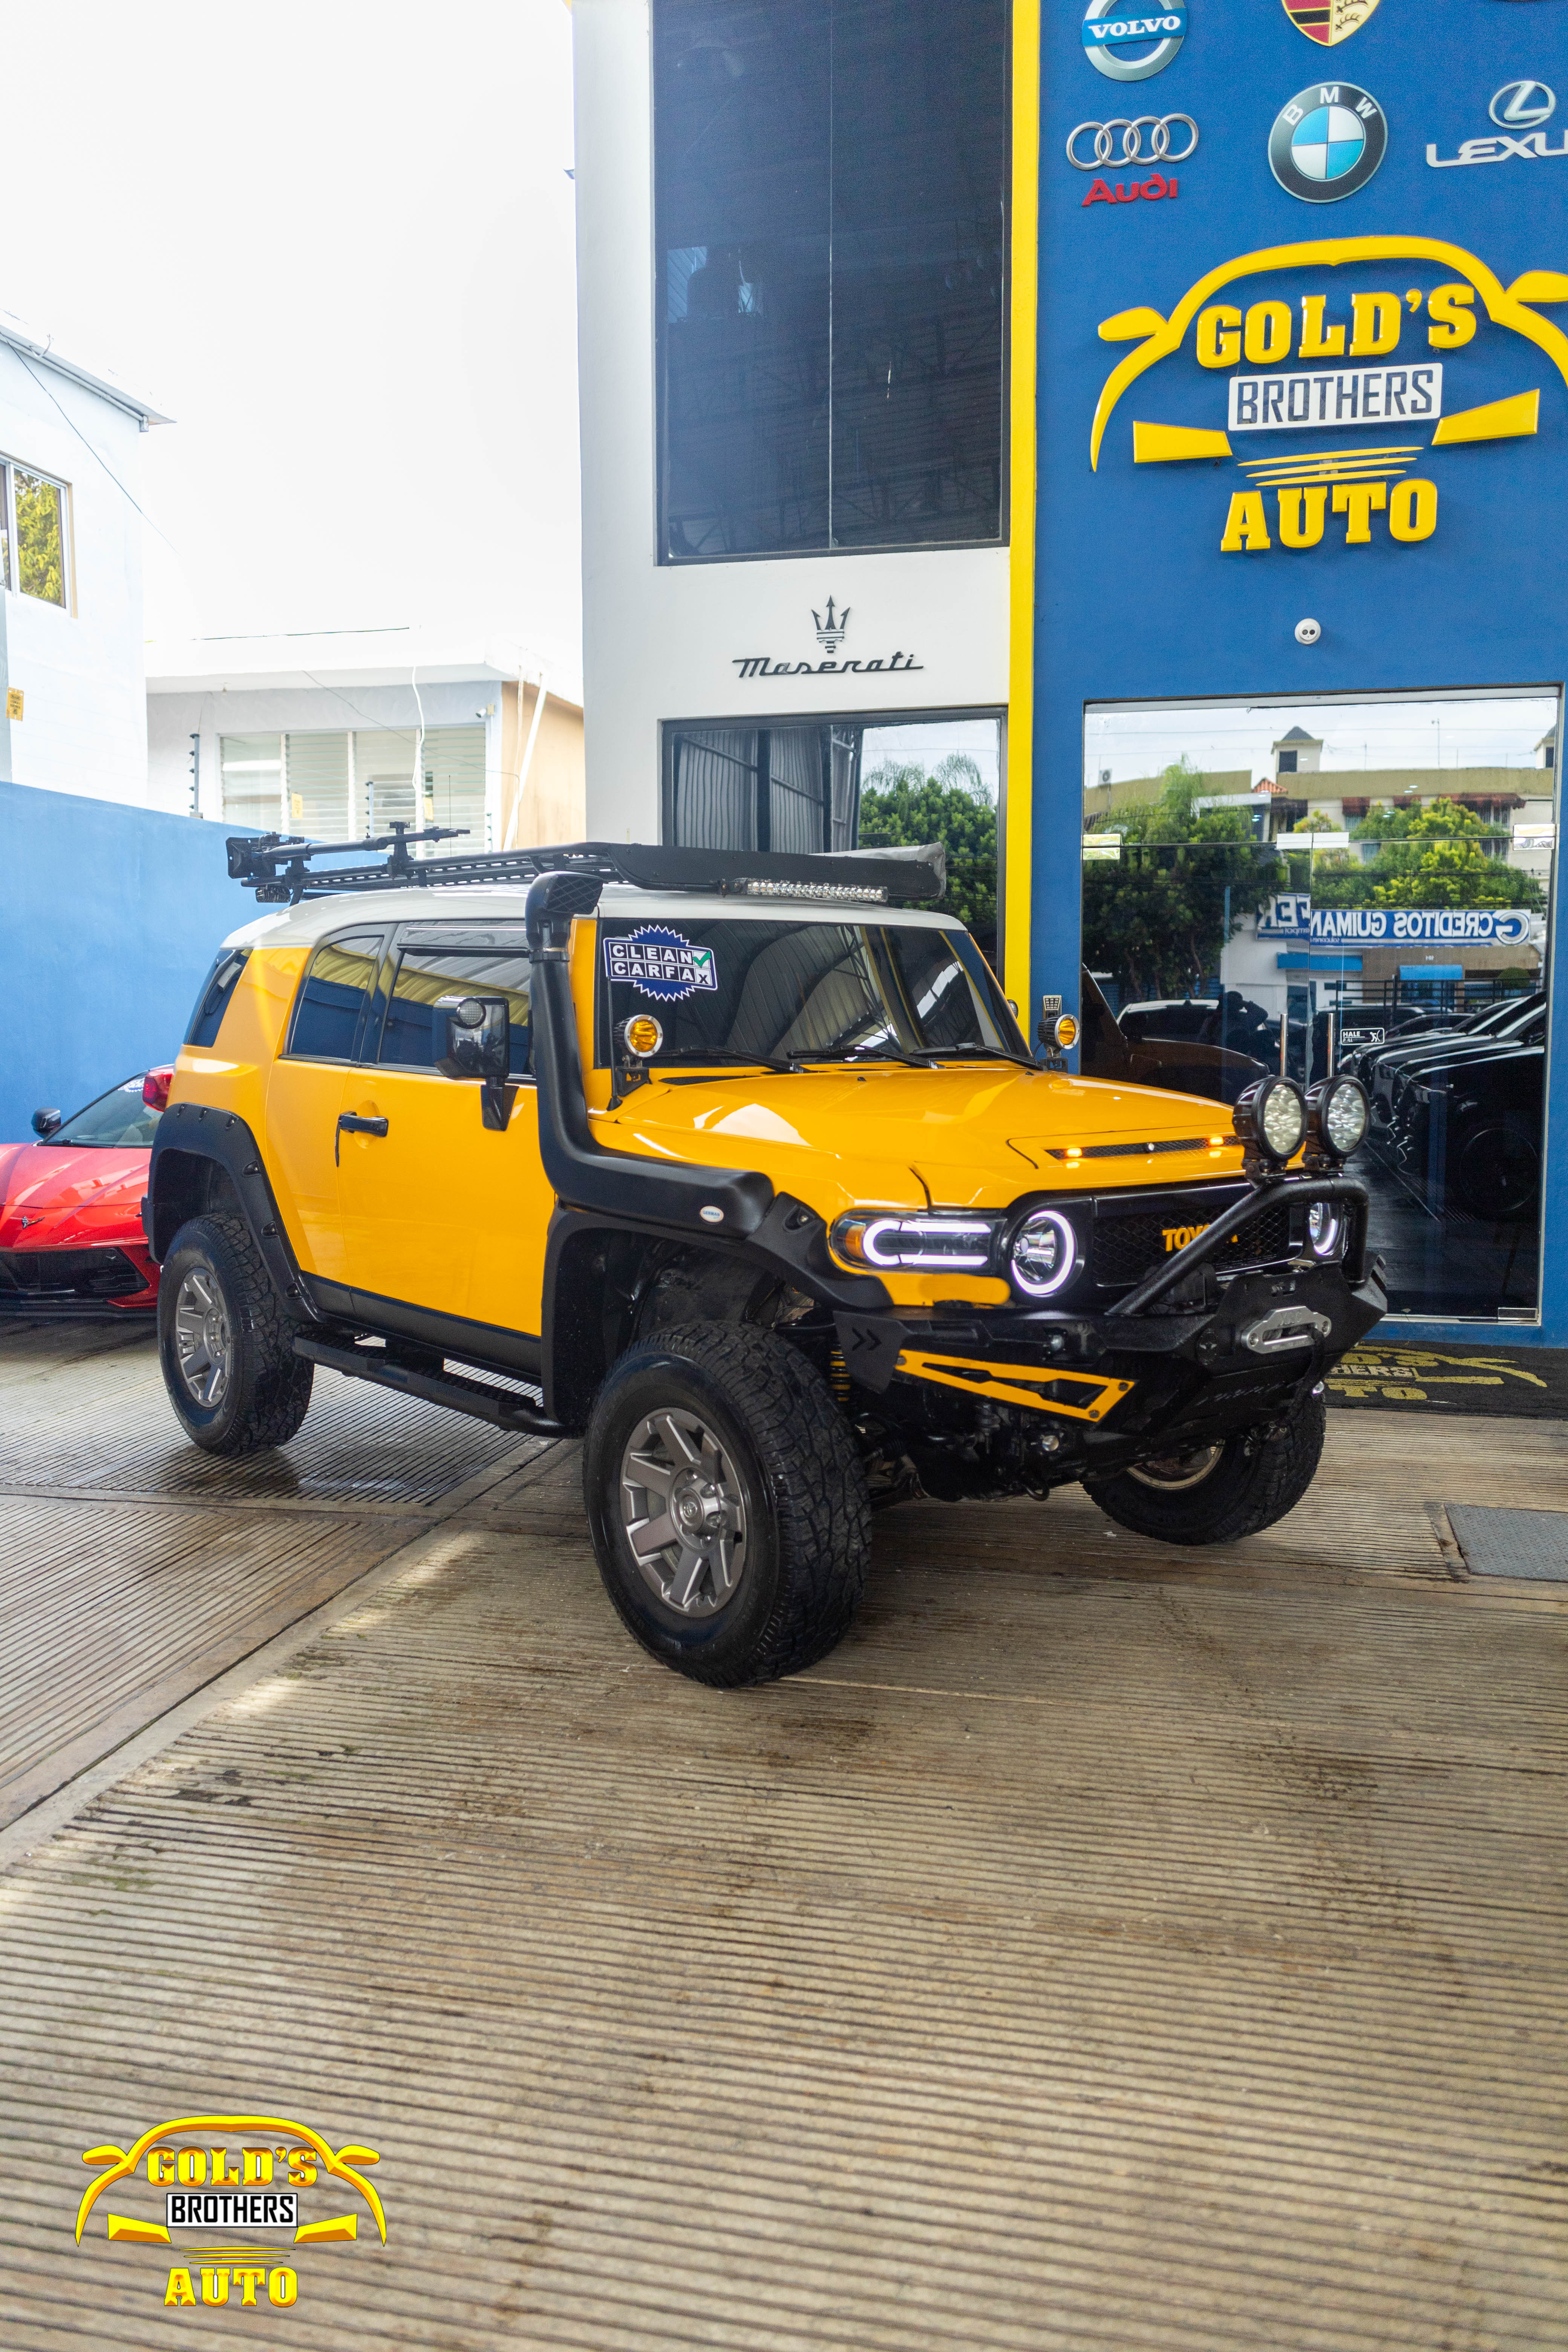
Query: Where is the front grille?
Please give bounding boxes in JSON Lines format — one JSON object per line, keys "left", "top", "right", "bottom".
{"left": 0, "top": 1246, "right": 148, "bottom": 1300}
{"left": 1091, "top": 1204, "right": 1292, "bottom": 1290}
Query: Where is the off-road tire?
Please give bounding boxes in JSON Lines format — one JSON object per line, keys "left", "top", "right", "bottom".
{"left": 158, "top": 1213, "right": 313, "bottom": 1455}
{"left": 1085, "top": 1387, "right": 1326, "bottom": 1546}
{"left": 582, "top": 1320, "right": 871, "bottom": 1686}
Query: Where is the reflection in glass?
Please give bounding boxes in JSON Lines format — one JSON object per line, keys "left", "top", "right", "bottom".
{"left": 15, "top": 469, "right": 66, "bottom": 604}
{"left": 1083, "top": 698, "right": 1557, "bottom": 1323}
{"left": 653, "top": 0, "right": 1007, "bottom": 560}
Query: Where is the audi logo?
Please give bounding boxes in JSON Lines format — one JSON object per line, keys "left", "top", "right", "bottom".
{"left": 1067, "top": 114, "right": 1199, "bottom": 168}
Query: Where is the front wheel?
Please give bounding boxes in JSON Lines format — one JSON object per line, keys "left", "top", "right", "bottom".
{"left": 157, "top": 1213, "right": 313, "bottom": 1454}
{"left": 1086, "top": 1387, "right": 1326, "bottom": 1545}
{"left": 582, "top": 1321, "right": 871, "bottom": 1686}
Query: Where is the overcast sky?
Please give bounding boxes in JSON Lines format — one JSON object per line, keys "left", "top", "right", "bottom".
{"left": 6, "top": 0, "right": 581, "bottom": 677}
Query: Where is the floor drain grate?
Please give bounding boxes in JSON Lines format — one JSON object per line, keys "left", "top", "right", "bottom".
{"left": 1447, "top": 1504, "right": 1568, "bottom": 1582}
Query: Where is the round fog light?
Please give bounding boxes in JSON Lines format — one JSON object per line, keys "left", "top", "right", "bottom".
{"left": 1010, "top": 1207, "right": 1078, "bottom": 1298}
{"left": 1309, "top": 1073, "right": 1369, "bottom": 1160}
{"left": 1236, "top": 1075, "right": 1307, "bottom": 1165}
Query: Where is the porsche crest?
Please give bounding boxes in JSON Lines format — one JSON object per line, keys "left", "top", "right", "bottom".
{"left": 1281, "top": 0, "right": 1381, "bottom": 44}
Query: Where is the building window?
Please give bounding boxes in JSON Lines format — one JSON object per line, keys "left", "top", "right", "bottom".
{"left": 0, "top": 462, "right": 70, "bottom": 606}
{"left": 220, "top": 726, "right": 488, "bottom": 845}
{"left": 652, "top": 0, "right": 1009, "bottom": 564}
{"left": 664, "top": 709, "right": 1003, "bottom": 940}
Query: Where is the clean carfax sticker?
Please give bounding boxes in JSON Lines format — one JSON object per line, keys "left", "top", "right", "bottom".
{"left": 604, "top": 925, "right": 717, "bottom": 1001}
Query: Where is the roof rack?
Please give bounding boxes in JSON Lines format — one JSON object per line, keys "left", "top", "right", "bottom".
{"left": 225, "top": 823, "right": 946, "bottom": 906}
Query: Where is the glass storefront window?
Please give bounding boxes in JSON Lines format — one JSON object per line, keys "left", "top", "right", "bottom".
{"left": 665, "top": 711, "right": 1001, "bottom": 936}
{"left": 1083, "top": 692, "right": 1558, "bottom": 1323}
{"left": 652, "top": 0, "right": 1008, "bottom": 562}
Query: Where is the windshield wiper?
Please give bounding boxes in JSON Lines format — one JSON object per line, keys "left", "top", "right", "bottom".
{"left": 812, "top": 1041, "right": 1037, "bottom": 1074}
{"left": 657, "top": 1049, "right": 806, "bottom": 1078}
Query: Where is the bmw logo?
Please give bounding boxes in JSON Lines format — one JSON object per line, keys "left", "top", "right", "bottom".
{"left": 1268, "top": 81, "right": 1387, "bottom": 201}
{"left": 1081, "top": 0, "right": 1187, "bottom": 84}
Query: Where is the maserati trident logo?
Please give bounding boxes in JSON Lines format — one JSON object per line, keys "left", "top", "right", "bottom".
{"left": 732, "top": 605, "right": 924, "bottom": 682}
{"left": 812, "top": 596, "right": 850, "bottom": 653}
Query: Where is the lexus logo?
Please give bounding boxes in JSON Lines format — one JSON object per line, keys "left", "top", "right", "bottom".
{"left": 1491, "top": 79, "right": 1556, "bottom": 126}
{"left": 1067, "top": 113, "right": 1199, "bottom": 167}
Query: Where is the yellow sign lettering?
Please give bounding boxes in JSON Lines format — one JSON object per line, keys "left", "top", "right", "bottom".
{"left": 1298, "top": 294, "right": 1345, "bottom": 358}
{"left": 201, "top": 2269, "right": 230, "bottom": 2307}
{"left": 1277, "top": 486, "right": 1327, "bottom": 548}
{"left": 1243, "top": 299, "right": 1292, "bottom": 364}
{"left": 233, "top": 2266, "right": 267, "bottom": 2308}
{"left": 1389, "top": 477, "right": 1438, "bottom": 542}
{"left": 1427, "top": 281, "right": 1477, "bottom": 349}
{"left": 1332, "top": 480, "right": 1387, "bottom": 542}
{"left": 1349, "top": 290, "right": 1401, "bottom": 356}
{"left": 163, "top": 2268, "right": 195, "bottom": 2308}
{"left": 1219, "top": 491, "right": 1272, "bottom": 552}
{"left": 241, "top": 2147, "right": 274, "bottom": 2186}
{"left": 1195, "top": 303, "right": 1242, "bottom": 368}
{"left": 146, "top": 2151, "right": 176, "bottom": 2186}
{"left": 175, "top": 2148, "right": 205, "bottom": 2187}
{"left": 270, "top": 2266, "right": 300, "bottom": 2308}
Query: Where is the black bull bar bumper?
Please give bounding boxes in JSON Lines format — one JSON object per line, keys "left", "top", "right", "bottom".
{"left": 832, "top": 1174, "right": 1386, "bottom": 1460}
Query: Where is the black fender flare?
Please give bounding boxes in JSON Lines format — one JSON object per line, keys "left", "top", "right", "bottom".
{"left": 145, "top": 1102, "right": 320, "bottom": 1322}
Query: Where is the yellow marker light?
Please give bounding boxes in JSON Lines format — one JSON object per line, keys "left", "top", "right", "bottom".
{"left": 622, "top": 1014, "right": 663, "bottom": 1058}
{"left": 1054, "top": 1013, "right": 1080, "bottom": 1051}
{"left": 1065, "top": 1145, "right": 1083, "bottom": 1160}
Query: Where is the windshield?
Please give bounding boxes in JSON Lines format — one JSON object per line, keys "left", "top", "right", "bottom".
{"left": 49, "top": 1076, "right": 161, "bottom": 1149}
{"left": 597, "top": 916, "right": 1027, "bottom": 1067}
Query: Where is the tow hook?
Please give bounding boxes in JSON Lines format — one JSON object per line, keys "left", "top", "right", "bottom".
{"left": 1240, "top": 1305, "right": 1333, "bottom": 1356}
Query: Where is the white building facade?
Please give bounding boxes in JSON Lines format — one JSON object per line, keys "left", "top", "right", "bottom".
{"left": 147, "top": 632, "right": 585, "bottom": 853}
{"left": 571, "top": 0, "right": 1012, "bottom": 856}
{"left": 0, "top": 313, "right": 165, "bottom": 807}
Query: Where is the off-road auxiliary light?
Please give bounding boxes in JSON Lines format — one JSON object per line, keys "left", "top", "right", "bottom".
{"left": 1305, "top": 1073, "right": 1369, "bottom": 1167}
{"left": 1232, "top": 1075, "right": 1306, "bottom": 1175}
{"left": 831, "top": 1213, "right": 995, "bottom": 1272}
{"left": 1008, "top": 1207, "right": 1080, "bottom": 1298}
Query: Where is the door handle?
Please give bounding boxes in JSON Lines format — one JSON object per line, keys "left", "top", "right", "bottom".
{"left": 335, "top": 1113, "right": 389, "bottom": 1165}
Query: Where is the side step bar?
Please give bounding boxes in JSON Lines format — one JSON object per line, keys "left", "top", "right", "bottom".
{"left": 293, "top": 1336, "right": 573, "bottom": 1437}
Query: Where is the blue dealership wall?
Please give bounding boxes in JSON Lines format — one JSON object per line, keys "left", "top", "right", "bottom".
{"left": 1031, "top": 1, "right": 1568, "bottom": 1340}
{"left": 0, "top": 781, "right": 256, "bottom": 1144}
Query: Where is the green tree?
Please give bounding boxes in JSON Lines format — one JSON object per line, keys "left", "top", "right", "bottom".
{"left": 14, "top": 470, "right": 65, "bottom": 606}
{"left": 1306, "top": 798, "right": 1545, "bottom": 913}
{"left": 859, "top": 761, "right": 997, "bottom": 931}
{"left": 1083, "top": 760, "right": 1279, "bottom": 1000}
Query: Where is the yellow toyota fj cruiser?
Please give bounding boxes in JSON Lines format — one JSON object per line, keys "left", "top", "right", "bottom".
{"left": 147, "top": 828, "right": 1384, "bottom": 1685}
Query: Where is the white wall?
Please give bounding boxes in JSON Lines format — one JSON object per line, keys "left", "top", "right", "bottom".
{"left": 572, "top": 0, "right": 1010, "bottom": 845}
{"left": 0, "top": 344, "right": 148, "bottom": 806}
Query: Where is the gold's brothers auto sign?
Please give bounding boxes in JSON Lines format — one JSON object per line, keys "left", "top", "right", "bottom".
{"left": 1090, "top": 233, "right": 1568, "bottom": 557}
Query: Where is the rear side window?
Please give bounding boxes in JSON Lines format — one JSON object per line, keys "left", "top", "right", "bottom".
{"left": 379, "top": 936, "right": 533, "bottom": 1075}
{"left": 287, "top": 930, "right": 387, "bottom": 1061}
{"left": 185, "top": 949, "right": 251, "bottom": 1047}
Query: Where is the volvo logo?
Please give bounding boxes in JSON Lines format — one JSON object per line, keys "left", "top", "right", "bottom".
{"left": 1491, "top": 79, "right": 1556, "bottom": 126}
{"left": 1081, "top": 0, "right": 1187, "bottom": 83}
{"left": 1067, "top": 114, "right": 1199, "bottom": 167}
{"left": 1268, "top": 81, "right": 1388, "bottom": 201}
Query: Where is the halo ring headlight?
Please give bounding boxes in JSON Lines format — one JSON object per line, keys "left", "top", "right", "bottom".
{"left": 1009, "top": 1207, "right": 1079, "bottom": 1298}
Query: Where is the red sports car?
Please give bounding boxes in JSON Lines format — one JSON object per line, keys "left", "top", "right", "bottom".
{"left": 0, "top": 1069, "right": 173, "bottom": 1313}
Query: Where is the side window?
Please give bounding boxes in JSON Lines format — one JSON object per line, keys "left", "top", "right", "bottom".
{"left": 379, "top": 937, "right": 533, "bottom": 1076}
{"left": 185, "top": 949, "right": 251, "bottom": 1047}
{"left": 287, "top": 930, "right": 387, "bottom": 1061}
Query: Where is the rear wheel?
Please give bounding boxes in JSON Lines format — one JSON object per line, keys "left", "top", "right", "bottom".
{"left": 582, "top": 1321, "right": 870, "bottom": 1685}
{"left": 1086, "top": 1387, "right": 1326, "bottom": 1545}
{"left": 157, "top": 1213, "right": 313, "bottom": 1454}
{"left": 1450, "top": 1119, "right": 1540, "bottom": 1223}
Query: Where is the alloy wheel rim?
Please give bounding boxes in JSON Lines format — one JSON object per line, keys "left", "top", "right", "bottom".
{"left": 618, "top": 1407, "right": 748, "bottom": 1616}
{"left": 1127, "top": 1442, "right": 1224, "bottom": 1492}
{"left": 173, "top": 1268, "right": 233, "bottom": 1409}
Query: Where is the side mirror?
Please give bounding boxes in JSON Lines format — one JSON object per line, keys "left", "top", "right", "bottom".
{"left": 437, "top": 996, "right": 510, "bottom": 1085}
{"left": 142, "top": 1067, "right": 174, "bottom": 1112}
{"left": 31, "top": 1108, "right": 61, "bottom": 1139}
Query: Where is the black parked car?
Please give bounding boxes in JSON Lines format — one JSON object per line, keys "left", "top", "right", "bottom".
{"left": 1390, "top": 1032, "right": 1545, "bottom": 1222}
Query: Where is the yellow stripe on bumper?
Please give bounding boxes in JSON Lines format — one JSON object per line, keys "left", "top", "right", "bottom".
{"left": 894, "top": 1351, "right": 1135, "bottom": 1422}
